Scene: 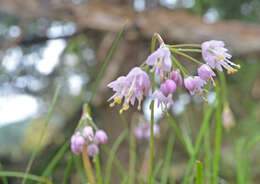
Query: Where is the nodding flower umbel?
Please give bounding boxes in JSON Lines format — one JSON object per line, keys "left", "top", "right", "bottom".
{"left": 107, "top": 67, "right": 150, "bottom": 114}
{"left": 201, "top": 40, "right": 240, "bottom": 74}
{"left": 71, "top": 126, "right": 108, "bottom": 157}
{"left": 146, "top": 45, "right": 172, "bottom": 78}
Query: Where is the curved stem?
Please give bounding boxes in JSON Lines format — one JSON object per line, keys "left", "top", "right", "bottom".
{"left": 82, "top": 144, "right": 96, "bottom": 184}
{"left": 168, "top": 44, "right": 201, "bottom": 48}
{"left": 0, "top": 171, "right": 52, "bottom": 184}
{"left": 171, "top": 48, "right": 202, "bottom": 53}
{"left": 173, "top": 50, "right": 203, "bottom": 65}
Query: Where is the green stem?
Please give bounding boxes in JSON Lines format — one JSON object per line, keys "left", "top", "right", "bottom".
{"left": 0, "top": 171, "right": 52, "bottom": 184}
{"left": 173, "top": 50, "right": 203, "bottom": 65}
{"left": 168, "top": 44, "right": 201, "bottom": 48}
{"left": 62, "top": 153, "right": 73, "bottom": 184}
{"left": 171, "top": 55, "right": 190, "bottom": 76}
{"left": 148, "top": 33, "right": 158, "bottom": 184}
{"left": 212, "top": 82, "right": 222, "bottom": 184}
{"left": 196, "top": 161, "right": 203, "bottom": 184}
{"left": 0, "top": 163, "right": 8, "bottom": 184}
{"left": 129, "top": 124, "right": 136, "bottom": 184}
{"left": 171, "top": 48, "right": 202, "bottom": 53}
{"left": 95, "top": 155, "right": 103, "bottom": 184}
{"left": 181, "top": 101, "right": 215, "bottom": 184}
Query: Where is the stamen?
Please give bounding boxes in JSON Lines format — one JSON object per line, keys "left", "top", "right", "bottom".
{"left": 114, "top": 97, "right": 122, "bottom": 104}
{"left": 217, "top": 55, "right": 225, "bottom": 61}
{"left": 138, "top": 105, "right": 141, "bottom": 111}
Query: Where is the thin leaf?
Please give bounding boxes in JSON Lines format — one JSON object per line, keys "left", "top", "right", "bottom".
{"left": 0, "top": 163, "right": 8, "bottom": 184}
{"left": 104, "top": 130, "right": 128, "bottom": 184}
{"left": 62, "top": 153, "right": 73, "bottom": 184}
{"left": 22, "top": 86, "right": 60, "bottom": 184}
{"left": 161, "top": 134, "right": 175, "bottom": 184}
{"left": 196, "top": 161, "right": 203, "bottom": 184}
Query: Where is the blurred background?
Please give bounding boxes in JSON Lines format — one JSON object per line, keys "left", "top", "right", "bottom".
{"left": 0, "top": 0, "right": 260, "bottom": 183}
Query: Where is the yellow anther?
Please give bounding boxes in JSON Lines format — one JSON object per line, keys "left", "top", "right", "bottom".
{"left": 123, "top": 104, "right": 129, "bottom": 111}
{"left": 119, "top": 109, "right": 124, "bottom": 114}
{"left": 138, "top": 105, "right": 141, "bottom": 111}
{"left": 217, "top": 55, "right": 225, "bottom": 61}
{"left": 114, "top": 97, "right": 122, "bottom": 104}
{"left": 109, "top": 103, "right": 115, "bottom": 107}
{"left": 150, "top": 69, "right": 154, "bottom": 73}
{"left": 237, "top": 65, "right": 241, "bottom": 69}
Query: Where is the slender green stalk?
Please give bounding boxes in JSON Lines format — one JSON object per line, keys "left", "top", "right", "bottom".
{"left": 148, "top": 33, "right": 158, "bottom": 184}
{"left": 168, "top": 44, "right": 201, "bottom": 48}
{"left": 244, "top": 136, "right": 260, "bottom": 183}
{"left": 129, "top": 124, "right": 136, "bottom": 184}
{"left": 73, "top": 154, "right": 87, "bottom": 183}
{"left": 88, "top": 21, "right": 127, "bottom": 103}
{"left": 153, "top": 159, "right": 164, "bottom": 182}
{"left": 171, "top": 55, "right": 190, "bottom": 76}
{"left": 171, "top": 48, "right": 202, "bottom": 53}
{"left": 167, "top": 115, "right": 192, "bottom": 155}
{"left": 196, "top": 161, "right": 203, "bottom": 184}
{"left": 161, "top": 134, "right": 175, "bottom": 184}
{"left": 104, "top": 130, "right": 128, "bottom": 184}
{"left": 212, "top": 82, "right": 222, "bottom": 184}
{"left": 22, "top": 86, "right": 60, "bottom": 184}
{"left": 236, "top": 139, "right": 246, "bottom": 184}
{"left": 181, "top": 101, "right": 215, "bottom": 184}
{"left": 173, "top": 50, "right": 203, "bottom": 65}
{"left": 203, "top": 122, "right": 212, "bottom": 183}
{"left": 0, "top": 163, "right": 8, "bottom": 184}
{"left": 0, "top": 171, "right": 52, "bottom": 184}
{"left": 42, "top": 141, "right": 70, "bottom": 177}
{"left": 95, "top": 155, "right": 103, "bottom": 184}
{"left": 62, "top": 153, "right": 73, "bottom": 184}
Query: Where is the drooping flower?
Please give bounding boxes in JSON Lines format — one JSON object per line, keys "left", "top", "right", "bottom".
{"left": 94, "top": 130, "right": 108, "bottom": 144}
{"left": 82, "top": 126, "right": 94, "bottom": 142}
{"left": 146, "top": 45, "right": 172, "bottom": 78}
{"left": 134, "top": 122, "right": 160, "bottom": 139}
{"left": 87, "top": 144, "right": 99, "bottom": 157}
{"left": 71, "top": 131, "right": 85, "bottom": 155}
{"left": 152, "top": 90, "right": 174, "bottom": 108}
{"left": 107, "top": 67, "right": 150, "bottom": 114}
{"left": 160, "top": 79, "right": 176, "bottom": 96}
{"left": 170, "top": 69, "right": 182, "bottom": 86}
{"left": 201, "top": 40, "right": 240, "bottom": 74}
{"left": 198, "top": 64, "right": 216, "bottom": 86}
{"left": 184, "top": 76, "right": 206, "bottom": 96}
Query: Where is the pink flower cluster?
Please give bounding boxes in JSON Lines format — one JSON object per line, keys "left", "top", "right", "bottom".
{"left": 71, "top": 125, "right": 108, "bottom": 157}
{"left": 134, "top": 122, "right": 160, "bottom": 139}
{"left": 107, "top": 39, "right": 240, "bottom": 112}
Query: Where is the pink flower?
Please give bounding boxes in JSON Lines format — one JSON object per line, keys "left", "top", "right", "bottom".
{"left": 82, "top": 126, "right": 94, "bottom": 142}
{"left": 201, "top": 40, "right": 240, "bottom": 74}
{"left": 107, "top": 67, "right": 150, "bottom": 114}
{"left": 160, "top": 79, "right": 176, "bottom": 96}
{"left": 170, "top": 69, "right": 182, "bottom": 86}
{"left": 198, "top": 64, "right": 216, "bottom": 85}
{"left": 184, "top": 76, "right": 206, "bottom": 96}
{"left": 94, "top": 130, "right": 108, "bottom": 144}
{"left": 152, "top": 90, "right": 174, "bottom": 108}
{"left": 87, "top": 144, "right": 99, "bottom": 157}
{"left": 71, "top": 131, "right": 85, "bottom": 155}
{"left": 146, "top": 45, "right": 172, "bottom": 77}
{"left": 134, "top": 122, "right": 160, "bottom": 139}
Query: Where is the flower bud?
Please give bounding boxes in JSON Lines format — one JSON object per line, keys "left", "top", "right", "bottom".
{"left": 198, "top": 64, "right": 215, "bottom": 81}
{"left": 94, "top": 130, "right": 108, "bottom": 144}
{"left": 82, "top": 126, "right": 94, "bottom": 141}
{"left": 170, "top": 69, "right": 182, "bottom": 86}
{"left": 160, "top": 80, "right": 176, "bottom": 96}
{"left": 87, "top": 144, "right": 99, "bottom": 157}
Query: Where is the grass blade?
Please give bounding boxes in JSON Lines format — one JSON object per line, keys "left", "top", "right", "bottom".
{"left": 0, "top": 163, "right": 8, "bottom": 184}
{"left": 95, "top": 155, "right": 103, "bottom": 184}
{"left": 153, "top": 159, "right": 164, "bottom": 182}
{"left": 167, "top": 116, "right": 192, "bottom": 155}
{"left": 181, "top": 101, "right": 215, "bottom": 184}
{"left": 0, "top": 171, "right": 52, "bottom": 184}
{"left": 236, "top": 138, "right": 246, "bottom": 184}
{"left": 161, "top": 134, "right": 175, "bottom": 184}
{"left": 212, "top": 82, "right": 222, "bottom": 184}
{"left": 129, "top": 123, "right": 136, "bottom": 184}
{"left": 87, "top": 21, "right": 127, "bottom": 103}
{"left": 104, "top": 130, "right": 128, "bottom": 184}
{"left": 196, "top": 161, "right": 203, "bottom": 184}
{"left": 62, "top": 153, "right": 73, "bottom": 184}
{"left": 22, "top": 86, "right": 60, "bottom": 184}
{"left": 42, "top": 141, "right": 70, "bottom": 177}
